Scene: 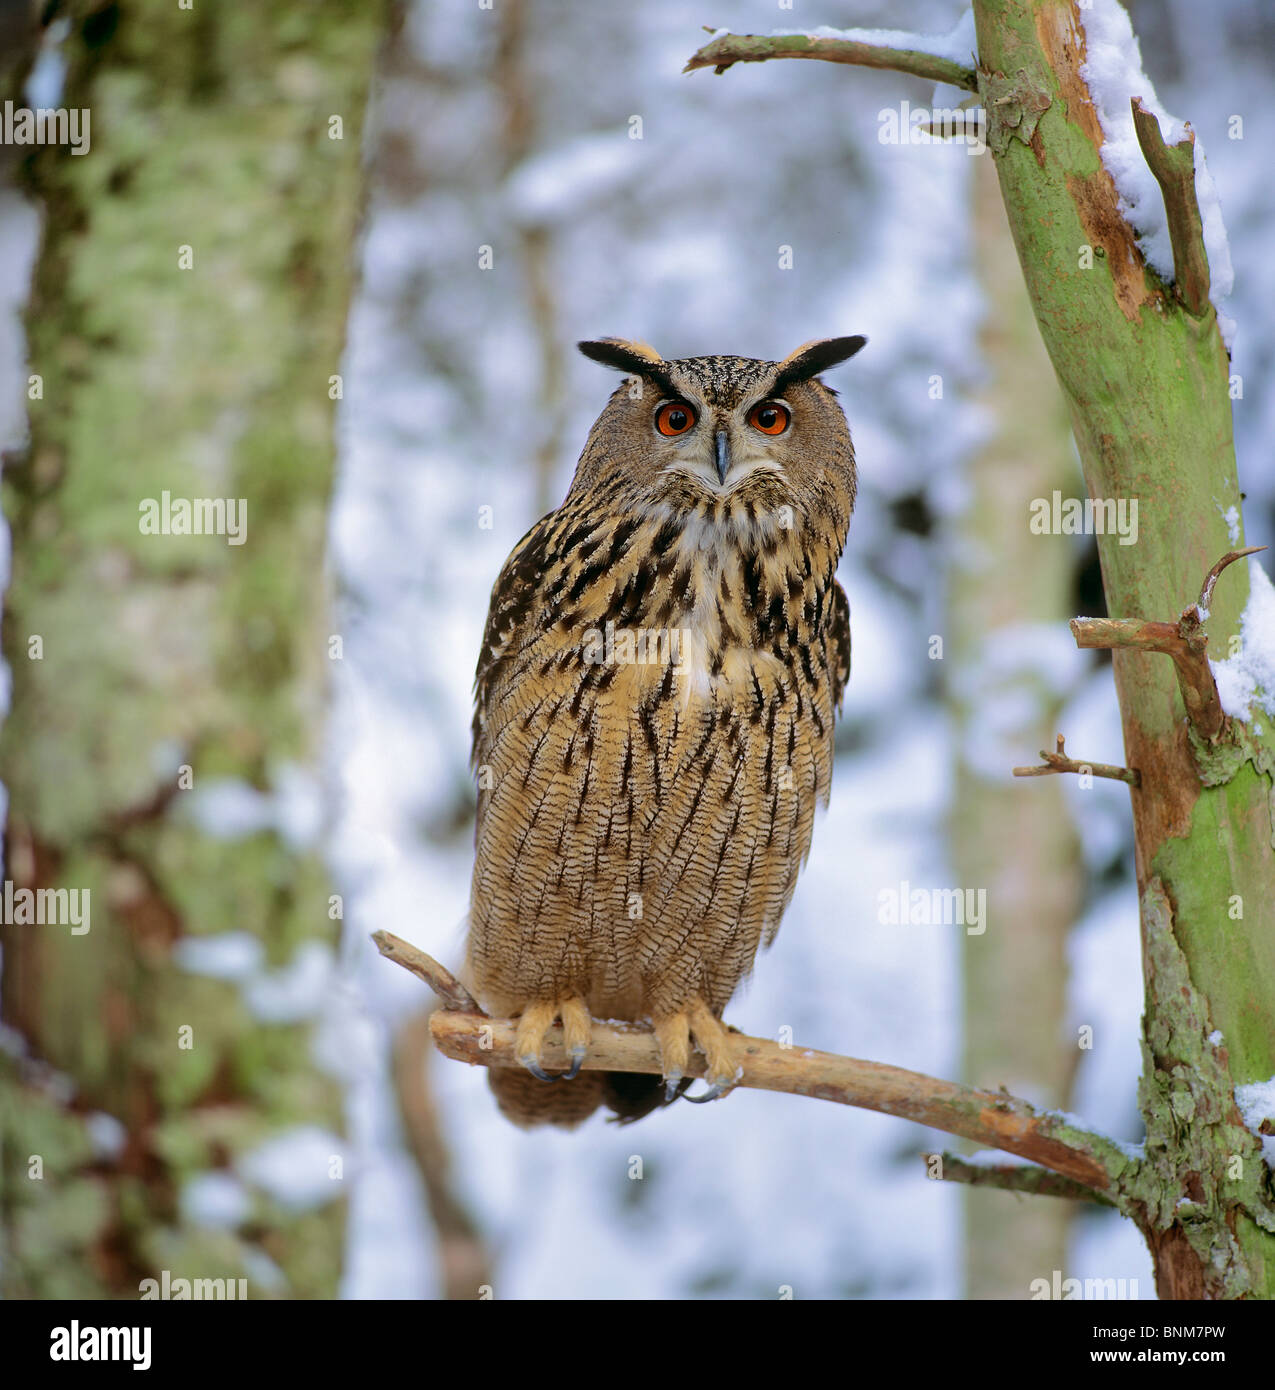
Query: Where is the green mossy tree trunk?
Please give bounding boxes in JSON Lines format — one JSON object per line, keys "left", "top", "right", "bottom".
{"left": 0, "top": 0, "right": 387, "bottom": 1297}
{"left": 973, "top": 0, "right": 1275, "bottom": 1297}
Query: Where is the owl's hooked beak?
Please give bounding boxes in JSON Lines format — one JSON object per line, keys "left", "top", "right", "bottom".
{"left": 714, "top": 429, "right": 731, "bottom": 485}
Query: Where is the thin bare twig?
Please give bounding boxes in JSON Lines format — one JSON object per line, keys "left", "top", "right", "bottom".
{"left": 1130, "top": 98, "right": 1210, "bottom": 316}
{"left": 684, "top": 28, "right": 978, "bottom": 91}
{"left": 1014, "top": 733, "right": 1140, "bottom": 787}
{"left": 1187, "top": 545, "right": 1265, "bottom": 622}
{"left": 927, "top": 1152, "right": 1119, "bottom": 1207}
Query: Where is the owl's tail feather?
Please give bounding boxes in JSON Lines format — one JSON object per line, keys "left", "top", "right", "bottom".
{"left": 487, "top": 1067, "right": 605, "bottom": 1129}
{"left": 488, "top": 1068, "right": 687, "bottom": 1128}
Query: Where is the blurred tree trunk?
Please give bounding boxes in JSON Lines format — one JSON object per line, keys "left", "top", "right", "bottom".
{"left": 950, "top": 153, "right": 1082, "bottom": 1298}
{"left": 0, "top": 0, "right": 388, "bottom": 1297}
{"left": 391, "top": 1010, "right": 491, "bottom": 1300}
{"left": 495, "top": 0, "right": 569, "bottom": 518}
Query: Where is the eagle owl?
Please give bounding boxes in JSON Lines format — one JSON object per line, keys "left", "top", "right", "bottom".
{"left": 467, "top": 335, "right": 864, "bottom": 1127}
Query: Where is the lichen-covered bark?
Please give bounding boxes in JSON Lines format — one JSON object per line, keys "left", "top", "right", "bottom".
{"left": 974, "top": 0, "right": 1275, "bottom": 1296}
{"left": 0, "top": 0, "right": 387, "bottom": 1297}
{"left": 951, "top": 154, "right": 1081, "bottom": 1298}
{"left": 1131, "top": 880, "right": 1274, "bottom": 1298}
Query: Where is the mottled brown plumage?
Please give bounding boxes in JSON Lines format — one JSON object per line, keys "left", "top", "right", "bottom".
{"left": 467, "top": 336, "right": 864, "bottom": 1127}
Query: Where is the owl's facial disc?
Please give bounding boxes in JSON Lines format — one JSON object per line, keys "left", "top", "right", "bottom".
{"left": 651, "top": 393, "right": 792, "bottom": 496}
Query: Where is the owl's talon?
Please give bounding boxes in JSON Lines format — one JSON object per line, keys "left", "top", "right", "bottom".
{"left": 558, "top": 997, "right": 593, "bottom": 1080}
{"left": 513, "top": 998, "right": 593, "bottom": 1082}
{"left": 654, "top": 1001, "right": 744, "bottom": 1106}
{"left": 683, "top": 1083, "right": 726, "bottom": 1104}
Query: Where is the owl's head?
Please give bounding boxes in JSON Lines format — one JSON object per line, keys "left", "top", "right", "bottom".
{"left": 570, "top": 336, "right": 865, "bottom": 525}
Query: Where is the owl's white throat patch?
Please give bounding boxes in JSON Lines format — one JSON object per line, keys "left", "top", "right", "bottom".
{"left": 629, "top": 503, "right": 798, "bottom": 705}
{"left": 665, "top": 488, "right": 800, "bottom": 556}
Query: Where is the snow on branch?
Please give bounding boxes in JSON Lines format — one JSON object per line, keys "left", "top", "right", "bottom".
{"left": 1130, "top": 98, "right": 1210, "bottom": 317}
{"left": 374, "top": 931, "right": 1132, "bottom": 1196}
{"left": 683, "top": 28, "right": 977, "bottom": 92}
{"left": 1078, "top": 0, "right": 1234, "bottom": 340}
{"left": 1210, "top": 559, "right": 1275, "bottom": 725}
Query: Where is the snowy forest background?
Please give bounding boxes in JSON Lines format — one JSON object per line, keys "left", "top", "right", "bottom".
{"left": 2, "top": 0, "right": 1273, "bottom": 1299}
{"left": 327, "top": 0, "right": 1275, "bottom": 1299}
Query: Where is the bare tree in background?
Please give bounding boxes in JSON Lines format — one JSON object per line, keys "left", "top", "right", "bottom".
{"left": 949, "top": 152, "right": 1083, "bottom": 1297}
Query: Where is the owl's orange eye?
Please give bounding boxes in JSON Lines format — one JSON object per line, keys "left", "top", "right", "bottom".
{"left": 748, "top": 401, "right": 790, "bottom": 436}
{"left": 655, "top": 401, "right": 697, "bottom": 437}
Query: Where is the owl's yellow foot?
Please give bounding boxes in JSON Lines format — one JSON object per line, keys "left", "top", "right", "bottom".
{"left": 653, "top": 999, "right": 744, "bottom": 1103}
{"left": 514, "top": 996, "right": 593, "bottom": 1082}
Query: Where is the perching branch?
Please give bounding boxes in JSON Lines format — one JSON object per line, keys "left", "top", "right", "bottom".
{"left": 928, "top": 1152, "right": 1118, "bottom": 1207}
{"left": 1070, "top": 548, "right": 1265, "bottom": 743}
{"left": 683, "top": 28, "right": 978, "bottom": 92}
{"left": 374, "top": 934, "right": 1137, "bottom": 1195}
{"left": 1130, "top": 98, "right": 1210, "bottom": 316}
{"left": 1013, "top": 733, "right": 1140, "bottom": 787}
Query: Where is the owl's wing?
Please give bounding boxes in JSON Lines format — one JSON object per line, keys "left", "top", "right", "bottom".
{"left": 828, "top": 578, "right": 851, "bottom": 712}
{"left": 472, "top": 511, "right": 556, "bottom": 762}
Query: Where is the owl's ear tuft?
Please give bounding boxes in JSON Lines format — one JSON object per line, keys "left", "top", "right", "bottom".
{"left": 578, "top": 338, "right": 679, "bottom": 397}
{"left": 578, "top": 337, "right": 663, "bottom": 370}
{"left": 771, "top": 335, "right": 867, "bottom": 396}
